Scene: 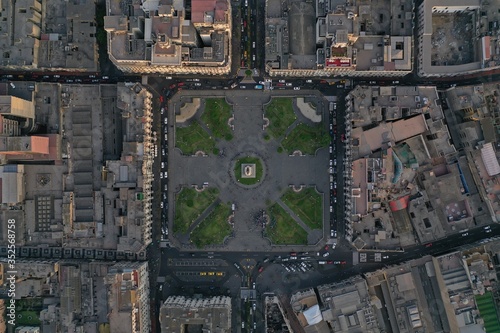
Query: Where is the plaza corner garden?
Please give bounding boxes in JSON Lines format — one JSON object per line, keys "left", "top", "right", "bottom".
{"left": 264, "top": 97, "right": 329, "bottom": 155}
{"left": 264, "top": 187, "right": 323, "bottom": 245}
{"left": 174, "top": 187, "right": 232, "bottom": 248}
{"left": 175, "top": 98, "right": 233, "bottom": 155}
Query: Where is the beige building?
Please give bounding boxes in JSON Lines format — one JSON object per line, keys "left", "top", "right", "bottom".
{"left": 106, "top": 262, "right": 150, "bottom": 333}
{"left": 159, "top": 296, "right": 232, "bottom": 333}
{"left": 0, "top": 0, "right": 98, "bottom": 71}
{"left": 104, "top": 0, "right": 231, "bottom": 74}
{"left": 266, "top": 0, "right": 414, "bottom": 77}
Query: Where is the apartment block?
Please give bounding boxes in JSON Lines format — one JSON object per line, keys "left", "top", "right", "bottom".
{"left": 159, "top": 295, "right": 231, "bottom": 333}
{"left": 0, "top": 0, "right": 98, "bottom": 71}
{"left": 265, "top": 0, "right": 414, "bottom": 77}
{"left": 0, "top": 82, "right": 153, "bottom": 253}
{"left": 104, "top": 0, "right": 231, "bottom": 74}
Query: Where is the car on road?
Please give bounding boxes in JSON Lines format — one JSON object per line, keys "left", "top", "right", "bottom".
{"left": 290, "top": 252, "right": 297, "bottom": 256}
{"left": 161, "top": 162, "right": 165, "bottom": 169}
{"left": 383, "top": 256, "right": 389, "bottom": 259}
{"left": 258, "top": 266, "right": 264, "bottom": 273}
{"left": 462, "top": 232, "right": 469, "bottom": 237}
{"left": 293, "top": 87, "right": 300, "bottom": 90}
{"left": 306, "top": 79, "right": 313, "bottom": 83}
{"left": 279, "top": 80, "right": 285, "bottom": 83}
{"left": 160, "top": 202, "right": 164, "bottom": 209}
{"left": 161, "top": 108, "right": 164, "bottom": 114}
{"left": 252, "top": 282, "right": 256, "bottom": 289}
{"left": 253, "top": 303, "right": 256, "bottom": 311}
{"left": 425, "top": 243, "right": 432, "bottom": 247}
{"left": 286, "top": 83, "right": 292, "bottom": 86}
{"left": 194, "top": 83, "right": 201, "bottom": 86}
{"left": 486, "top": 229, "right": 492, "bottom": 233}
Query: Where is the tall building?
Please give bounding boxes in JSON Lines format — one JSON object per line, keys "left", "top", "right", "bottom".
{"left": 265, "top": 0, "right": 414, "bottom": 77}
{"left": 105, "top": 262, "right": 150, "bottom": 333}
{"left": 104, "top": 0, "right": 231, "bottom": 74}
{"left": 159, "top": 295, "right": 232, "bottom": 333}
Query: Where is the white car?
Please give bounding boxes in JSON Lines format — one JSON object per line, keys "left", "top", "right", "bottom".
{"left": 293, "top": 87, "right": 300, "bottom": 90}
{"left": 164, "top": 118, "right": 168, "bottom": 124}
{"left": 194, "top": 83, "right": 201, "bottom": 86}
{"left": 161, "top": 108, "right": 164, "bottom": 114}
{"left": 306, "top": 79, "right": 313, "bottom": 83}
{"left": 160, "top": 202, "right": 164, "bottom": 209}
{"left": 286, "top": 83, "right": 292, "bottom": 86}
{"left": 160, "top": 172, "right": 163, "bottom": 178}
{"left": 161, "top": 162, "right": 165, "bottom": 169}
{"left": 279, "top": 80, "right": 285, "bottom": 83}
{"left": 322, "top": 252, "right": 329, "bottom": 257}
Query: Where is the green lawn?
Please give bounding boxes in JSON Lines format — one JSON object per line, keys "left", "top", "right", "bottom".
{"left": 265, "top": 203, "right": 308, "bottom": 245}
{"left": 176, "top": 121, "right": 216, "bottom": 155}
{"left": 281, "top": 123, "right": 330, "bottom": 155}
{"left": 191, "top": 203, "right": 232, "bottom": 248}
{"left": 234, "top": 156, "right": 263, "bottom": 185}
{"left": 282, "top": 188, "right": 323, "bottom": 229}
{"left": 201, "top": 98, "right": 233, "bottom": 141}
{"left": 174, "top": 187, "right": 219, "bottom": 233}
{"left": 475, "top": 292, "right": 500, "bottom": 333}
{"left": 265, "top": 98, "right": 297, "bottom": 138}
{"left": 16, "top": 311, "right": 41, "bottom": 326}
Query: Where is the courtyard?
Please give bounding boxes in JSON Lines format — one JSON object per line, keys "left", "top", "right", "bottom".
{"left": 168, "top": 91, "right": 331, "bottom": 251}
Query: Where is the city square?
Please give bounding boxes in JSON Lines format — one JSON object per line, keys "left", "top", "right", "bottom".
{"left": 167, "top": 90, "right": 331, "bottom": 250}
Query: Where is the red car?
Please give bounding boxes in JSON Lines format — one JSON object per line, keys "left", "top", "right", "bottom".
{"left": 425, "top": 243, "right": 432, "bottom": 247}
{"left": 341, "top": 134, "right": 345, "bottom": 142}
{"left": 290, "top": 252, "right": 297, "bottom": 256}
{"left": 258, "top": 266, "right": 264, "bottom": 273}
{"left": 178, "top": 82, "right": 185, "bottom": 87}
{"left": 327, "top": 261, "right": 333, "bottom": 264}
{"left": 159, "top": 96, "right": 164, "bottom": 103}
{"left": 324, "top": 245, "right": 329, "bottom": 250}
{"left": 169, "top": 84, "right": 176, "bottom": 89}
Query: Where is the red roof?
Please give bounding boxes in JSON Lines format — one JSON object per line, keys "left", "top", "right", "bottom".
{"left": 191, "top": 0, "right": 227, "bottom": 23}
{"left": 389, "top": 195, "right": 410, "bottom": 212}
